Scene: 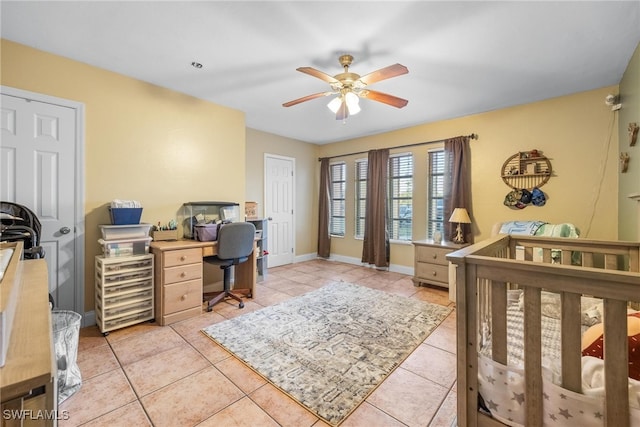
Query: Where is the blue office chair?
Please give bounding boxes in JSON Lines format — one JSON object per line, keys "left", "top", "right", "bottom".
{"left": 203, "top": 222, "right": 256, "bottom": 311}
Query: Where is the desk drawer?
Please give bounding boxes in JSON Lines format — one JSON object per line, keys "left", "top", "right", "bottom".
{"left": 163, "top": 248, "right": 202, "bottom": 267}
{"left": 164, "top": 263, "right": 202, "bottom": 285}
{"left": 415, "top": 246, "right": 450, "bottom": 266}
{"left": 415, "top": 262, "right": 449, "bottom": 285}
{"left": 164, "top": 279, "right": 202, "bottom": 315}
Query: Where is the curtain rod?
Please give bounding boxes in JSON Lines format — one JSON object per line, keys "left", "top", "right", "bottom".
{"left": 318, "top": 133, "right": 478, "bottom": 162}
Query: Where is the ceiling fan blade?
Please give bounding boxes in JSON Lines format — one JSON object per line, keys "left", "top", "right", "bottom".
{"left": 358, "top": 63, "right": 408, "bottom": 86}
{"left": 282, "top": 92, "right": 331, "bottom": 107}
{"left": 362, "top": 90, "right": 409, "bottom": 108}
{"left": 296, "top": 67, "right": 340, "bottom": 84}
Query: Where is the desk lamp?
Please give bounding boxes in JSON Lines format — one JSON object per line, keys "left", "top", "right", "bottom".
{"left": 449, "top": 208, "right": 471, "bottom": 244}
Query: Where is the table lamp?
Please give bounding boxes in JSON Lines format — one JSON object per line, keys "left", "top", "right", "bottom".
{"left": 449, "top": 208, "right": 471, "bottom": 244}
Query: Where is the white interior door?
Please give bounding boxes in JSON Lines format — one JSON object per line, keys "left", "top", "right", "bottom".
{"left": 264, "top": 154, "right": 294, "bottom": 267}
{"left": 1, "top": 89, "right": 82, "bottom": 314}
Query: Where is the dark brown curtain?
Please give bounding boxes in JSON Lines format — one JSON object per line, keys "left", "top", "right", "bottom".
{"left": 317, "top": 158, "right": 331, "bottom": 257}
{"left": 443, "top": 136, "right": 473, "bottom": 243}
{"left": 361, "top": 149, "right": 390, "bottom": 268}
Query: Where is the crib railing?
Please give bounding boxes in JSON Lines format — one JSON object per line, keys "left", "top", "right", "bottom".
{"left": 448, "top": 235, "right": 640, "bottom": 427}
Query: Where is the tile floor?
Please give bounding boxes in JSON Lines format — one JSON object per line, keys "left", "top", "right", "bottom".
{"left": 60, "top": 259, "right": 458, "bottom": 427}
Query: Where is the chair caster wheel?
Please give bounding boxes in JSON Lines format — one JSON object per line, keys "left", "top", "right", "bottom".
{"left": 239, "top": 302, "right": 245, "bottom": 309}
{"left": 206, "top": 305, "right": 213, "bottom": 312}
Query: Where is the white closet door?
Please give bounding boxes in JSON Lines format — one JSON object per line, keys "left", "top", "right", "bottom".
{"left": 264, "top": 154, "right": 294, "bottom": 267}
{"left": 1, "top": 92, "right": 78, "bottom": 311}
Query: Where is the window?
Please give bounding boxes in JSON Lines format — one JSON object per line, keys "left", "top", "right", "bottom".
{"left": 355, "top": 154, "right": 414, "bottom": 241}
{"left": 427, "top": 150, "right": 445, "bottom": 239}
{"left": 354, "top": 159, "right": 367, "bottom": 238}
{"left": 388, "top": 154, "right": 413, "bottom": 241}
{"left": 330, "top": 162, "right": 346, "bottom": 236}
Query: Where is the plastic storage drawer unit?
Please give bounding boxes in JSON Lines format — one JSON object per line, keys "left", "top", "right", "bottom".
{"left": 95, "top": 254, "right": 154, "bottom": 335}
{"left": 99, "top": 224, "right": 152, "bottom": 240}
{"left": 98, "top": 237, "right": 152, "bottom": 257}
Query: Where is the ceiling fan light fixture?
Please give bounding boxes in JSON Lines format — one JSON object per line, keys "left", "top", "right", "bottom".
{"left": 327, "top": 96, "right": 343, "bottom": 114}
{"left": 285, "top": 54, "right": 408, "bottom": 119}
{"left": 345, "top": 92, "right": 360, "bottom": 115}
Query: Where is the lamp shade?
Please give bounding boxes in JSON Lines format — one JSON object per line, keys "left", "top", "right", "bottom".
{"left": 344, "top": 92, "right": 361, "bottom": 115}
{"left": 449, "top": 208, "right": 471, "bottom": 224}
{"left": 327, "top": 96, "right": 342, "bottom": 114}
{"left": 327, "top": 92, "right": 361, "bottom": 117}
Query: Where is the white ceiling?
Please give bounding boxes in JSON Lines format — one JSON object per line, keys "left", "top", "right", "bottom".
{"left": 2, "top": 1, "right": 639, "bottom": 145}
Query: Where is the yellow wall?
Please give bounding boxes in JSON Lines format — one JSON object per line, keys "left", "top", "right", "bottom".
{"left": 245, "top": 128, "right": 319, "bottom": 257}
{"left": 1, "top": 39, "right": 246, "bottom": 311}
{"left": 318, "top": 86, "right": 620, "bottom": 268}
{"left": 1, "top": 37, "right": 629, "bottom": 309}
{"left": 618, "top": 41, "right": 640, "bottom": 240}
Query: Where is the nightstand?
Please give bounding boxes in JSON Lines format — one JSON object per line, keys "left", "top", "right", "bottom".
{"left": 412, "top": 240, "right": 468, "bottom": 291}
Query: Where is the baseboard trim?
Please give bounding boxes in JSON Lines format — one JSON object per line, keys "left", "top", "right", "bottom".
{"left": 83, "top": 310, "right": 96, "bottom": 327}
{"left": 298, "top": 252, "right": 414, "bottom": 276}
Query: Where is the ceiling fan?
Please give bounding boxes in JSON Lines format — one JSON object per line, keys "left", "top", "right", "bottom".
{"left": 283, "top": 54, "right": 409, "bottom": 121}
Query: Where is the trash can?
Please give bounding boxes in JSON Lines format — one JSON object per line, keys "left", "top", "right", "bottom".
{"left": 52, "top": 310, "right": 82, "bottom": 404}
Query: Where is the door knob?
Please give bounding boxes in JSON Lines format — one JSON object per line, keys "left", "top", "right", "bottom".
{"left": 60, "top": 226, "right": 71, "bottom": 234}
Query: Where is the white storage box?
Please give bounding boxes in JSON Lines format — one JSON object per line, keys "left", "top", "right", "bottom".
{"left": 99, "top": 224, "right": 152, "bottom": 240}
{"left": 98, "top": 237, "right": 152, "bottom": 257}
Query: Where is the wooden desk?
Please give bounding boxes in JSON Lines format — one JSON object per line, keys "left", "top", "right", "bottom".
{"left": 0, "top": 259, "right": 55, "bottom": 426}
{"left": 150, "top": 239, "right": 257, "bottom": 325}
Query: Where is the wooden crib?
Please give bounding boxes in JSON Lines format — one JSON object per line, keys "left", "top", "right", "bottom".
{"left": 447, "top": 235, "right": 640, "bottom": 427}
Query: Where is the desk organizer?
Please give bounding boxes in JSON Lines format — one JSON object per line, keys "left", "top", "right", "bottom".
{"left": 151, "top": 230, "right": 178, "bottom": 241}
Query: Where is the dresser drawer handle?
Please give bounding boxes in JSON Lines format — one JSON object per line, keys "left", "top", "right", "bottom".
{"left": 180, "top": 272, "right": 186, "bottom": 278}
{"left": 180, "top": 255, "right": 187, "bottom": 261}
{"left": 181, "top": 294, "right": 187, "bottom": 301}
{"left": 432, "top": 271, "right": 437, "bottom": 276}
{"left": 432, "top": 254, "right": 437, "bottom": 259}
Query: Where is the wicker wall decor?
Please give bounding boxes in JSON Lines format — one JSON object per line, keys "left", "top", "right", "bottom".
{"left": 501, "top": 149, "right": 552, "bottom": 190}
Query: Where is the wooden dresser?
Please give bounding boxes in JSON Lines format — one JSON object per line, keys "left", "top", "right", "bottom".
{"left": 0, "top": 259, "right": 56, "bottom": 426}
{"left": 412, "top": 240, "right": 467, "bottom": 289}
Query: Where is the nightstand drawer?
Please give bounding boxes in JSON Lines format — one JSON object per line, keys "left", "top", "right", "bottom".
{"left": 415, "top": 262, "right": 449, "bottom": 285}
{"left": 164, "top": 263, "right": 202, "bottom": 285}
{"left": 415, "top": 246, "right": 450, "bottom": 266}
{"left": 164, "top": 279, "right": 202, "bottom": 315}
{"left": 163, "top": 248, "right": 202, "bottom": 267}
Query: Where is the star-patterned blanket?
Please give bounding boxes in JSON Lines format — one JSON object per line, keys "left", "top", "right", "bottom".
{"left": 477, "top": 304, "right": 640, "bottom": 427}
{"left": 478, "top": 354, "right": 640, "bottom": 426}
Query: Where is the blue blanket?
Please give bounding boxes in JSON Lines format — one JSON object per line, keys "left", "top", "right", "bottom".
{"left": 498, "top": 221, "right": 547, "bottom": 235}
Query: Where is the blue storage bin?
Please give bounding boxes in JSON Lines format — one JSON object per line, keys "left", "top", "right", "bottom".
{"left": 109, "top": 207, "right": 142, "bottom": 225}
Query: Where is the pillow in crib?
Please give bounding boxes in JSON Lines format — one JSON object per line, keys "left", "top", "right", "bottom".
{"left": 581, "top": 311, "right": 640, "bottom": 380}
{"left": 518, "top": 291, "right": 561, "bottom": 319}
{"left": 517, "top": 291, "right": 602, "bottom": 325}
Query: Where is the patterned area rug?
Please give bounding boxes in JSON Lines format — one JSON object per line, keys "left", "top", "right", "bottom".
{"left": 202, "top": 281, "right": 452, "bottom": 426}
